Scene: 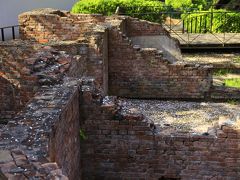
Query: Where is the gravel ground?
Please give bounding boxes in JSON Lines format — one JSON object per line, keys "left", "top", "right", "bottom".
{"left": 182, "top": 52, "right": 240, "bottom": 65}
{"left": 122, "top": 99, "right": 240, "bottom": 134}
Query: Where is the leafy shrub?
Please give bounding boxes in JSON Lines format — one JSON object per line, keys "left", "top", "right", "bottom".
{"left": 165, "top": 0, "right": 210, "bottom": 11}
{"left": 182, "top": 9, "right": 240, "bottom": 33}
{"left": 71, "top": 0, "right": 166, "bottom": 23}
{"left": 165, "top": 0, "right": 192, "bottom": 10}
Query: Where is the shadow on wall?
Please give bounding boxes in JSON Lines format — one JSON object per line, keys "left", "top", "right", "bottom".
{"left": 0, "top": 76, "right": 20, "bottom": 119}
{"left": 0, "top": 43, "right": 38, "bottom": 120}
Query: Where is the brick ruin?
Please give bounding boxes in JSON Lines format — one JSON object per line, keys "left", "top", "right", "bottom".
{"left": 0, "top": 8, "right": 240, "bottom": 179}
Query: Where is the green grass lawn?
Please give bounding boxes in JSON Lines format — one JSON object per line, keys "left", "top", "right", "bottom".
{"left": 233, "top": 56, "right": 240, "bottom": 63}
{"left": 224, "top": 78, "right": 240, "bottom": 88}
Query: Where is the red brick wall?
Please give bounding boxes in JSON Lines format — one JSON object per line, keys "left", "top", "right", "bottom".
{"left": 0, "top": 45, "right": 38, "bottom": 119}
{"left": 18, "top": 10, "right": 212, "bottom": 99}
{"left": 81, "top": 96, "right": 240, "bottom": 179}
{"left": 49, "top": 85, "right": 81, "bottom": 180}
{"left": 108, "top": 23, "right": 212, "bottom": 99}
{"left": 0, "top": 77, "right": 20, "bottom": 119}
{"left": 50, "top": 31, "right": 109, "bottom": 95}
{"left": 0, "top": 78, "right": 83, "bottom": 180}
{"left": 19, "top": 9, "right": 105, "bottom": 43}
{"left": 0, "top": 42, "right": 77, "bottom": 120}
{"left": 19, "top": 9, "right": 109, "bottom": 95}
{"left": 1, "top": 76, "right": 239, "bottom": 179}
{"left": 126, "top": 18, "right": 168, "bottom": 37}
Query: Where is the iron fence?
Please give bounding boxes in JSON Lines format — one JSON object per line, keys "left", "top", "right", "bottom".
{"left": 1, "top": 7, "right": 240, "bottom": 47}
{"left": 121, "top": 9, "right": 240, "bottom": 47}
{"left": 0, "top": 25, "right": 20, "bottom": 41}
{"left": 161, "top": 10, "right": 240, "bottom": 46}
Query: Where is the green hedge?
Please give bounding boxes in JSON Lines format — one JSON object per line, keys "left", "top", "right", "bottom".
{"left": 182, "top": 9, "right": 240, "bottom": 33}
{"left": 71, "top": 0, "right": 166, "bottom": 23}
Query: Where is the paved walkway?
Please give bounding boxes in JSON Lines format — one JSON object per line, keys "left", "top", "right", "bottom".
{"left": 170, "top": 33, "right": 240, "bottom": 46}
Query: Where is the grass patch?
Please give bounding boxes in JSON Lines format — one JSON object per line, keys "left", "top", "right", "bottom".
{"left": 224, "top": 78, "right": 240, "bottom": 88}
{"left": 233, "top": 56, "right": 240, "bottom": 63}
{"left": 213, "top": 69, "right": 233, "bottom": 76}
{"left": 227, "top": 99, "right": 240, "bottom": 105}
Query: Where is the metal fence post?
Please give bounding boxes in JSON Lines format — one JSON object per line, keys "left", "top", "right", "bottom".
{"left": 1, "top": 28, "right": 4, "bottom": 41}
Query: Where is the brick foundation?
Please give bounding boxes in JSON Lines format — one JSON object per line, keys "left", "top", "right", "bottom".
{"left": 0, "top": 41, "right": 77, "bottom": 120}
{"left": 0, "top": 8, "right": 240, "bottom": 180}
{"left": 19, "top": 9, "right": 105, "bottom": 42}
{"left": 0, "top": 43, "right": 40, "bottom": 119}
{"left": 17, "top": 9, "right": 217, "bottom": 99}
{"left": 81, "top": 96, "right": 240, "bottom": 180}
{"left": 108, "top": 19, "right": 212, "bottom": 99}
{"left": 0, "top": 78, "right": 84, "bottom": 179}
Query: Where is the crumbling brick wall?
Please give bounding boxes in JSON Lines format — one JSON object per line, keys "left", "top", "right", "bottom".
{"left": 0, "top": 43, "right": 38, "bottom": 119}
{"left": 125, "top": 17, "right": 182, "bottom": 62}
{"left": 18, "top": 9, "right": 213, "bottom": 99}
{"left": 0, "top": 41, "right": 77, "bottom": 120}
{"left": 0, "top": 77, "right": 19, "bottom": 120}
{"left": 19, "top": 9, "right": 109, "bottom": 94}
{"left": 108, "top": 20, "right": 212, "bottom": 99}
{"left": 49, "top": 32, "right": 109, "bottom": 94}
{"left": 48, "top": 81, "right": 82, "bottom": 180}
{"left": 80, "top": 96, "right": 240, "bottom": 179}
{"left": 126, "top": 18, "right": 168, "bottom": 37}
{"left": 19, "top": 8, "right": 105, "bottom": 43}
{"left": 2, "top": 8, "right": 240, "bottom": 180}
{"left": 1, "top": 77, "right": 240, "bottom": 179}
{"left": 0, "top": 78, "right": 84, "bottom": 180}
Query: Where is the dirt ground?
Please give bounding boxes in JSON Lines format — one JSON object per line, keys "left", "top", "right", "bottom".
{"left": 122, "top": 99, "right": 240, "bottom": 135}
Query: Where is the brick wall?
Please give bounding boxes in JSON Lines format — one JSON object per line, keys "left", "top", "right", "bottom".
{"left": 108, "top": 22, "right": 212, "bottom": 99}
{"left": 126, "top": 17, "right": 182, "bottom": 62}
{"left": 1, "top": 77, "right": 239, "bottom": 179}
{"left": 81, "top": 96, "right": 240, "bottom": 180}
{"left": 19, "top": 8, "right": 105, "bottom": 43}
{"left": 125, "top": 18, "right": 168, "bottom": 37}
{"left": 50, "top": 30, "right": 109, "bottom": 95}
{"left": 18, "top": 9, "right": 213, "bottom": 99}
{"left": 0, "top": 77, "right": 19, "bottom": 120}
{"left": 2, "top": 9, "right": 239, "bottom": 180}
{"left": 49, "top": 81, "right": 81, "bottom": 180}
{"left": 19, "top": 8, "right": 109, "bottom": 94}
{"left": 0, "top": 79, "right": 240, "bottom": 180}
{"left": 0, "top": 78, "right": 84, "bottom": 179}
{"left": 0, "top": 43, "right": 38, "bottom": 119}
{"left": 0, "top": 41, "right": 77, "bottom": 121}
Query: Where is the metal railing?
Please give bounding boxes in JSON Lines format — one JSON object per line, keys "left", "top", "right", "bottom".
{"left": 0, "top": 25, "right": 20, "bottom": 41}
{"left": 161, "top": 10, "right": 240, "bottom": 46}
{"left": 163, "top": 11, "right": 240, "bottom": 33}
{"left": 121, "top": 9, "right": 240, "bottom": 47}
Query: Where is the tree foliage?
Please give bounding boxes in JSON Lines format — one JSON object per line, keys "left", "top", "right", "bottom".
{"left": 71, "top": 0, "right": 166, "bottom": 22}
{"left": 165, "top": 0, "right": 213, "bottom": 10}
